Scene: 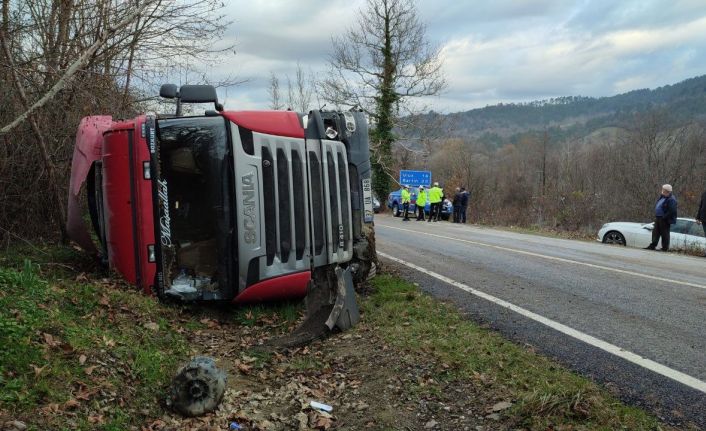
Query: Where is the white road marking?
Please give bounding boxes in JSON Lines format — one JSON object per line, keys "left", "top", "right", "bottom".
{"left": 377, "top": 251, "right": 706, "bottom": 394}
{"left": 378, "top": 223, "right": 706, "bottom": 291}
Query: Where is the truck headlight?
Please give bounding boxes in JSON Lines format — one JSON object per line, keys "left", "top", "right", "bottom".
{"left": 147, "top": 244, "right": 156, "bottom": 262}
{"left": 344, "top": 112, "right": 356, "bottom": 132}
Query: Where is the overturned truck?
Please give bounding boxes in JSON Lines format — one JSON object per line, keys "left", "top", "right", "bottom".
{"left": 67, "top": 84, "right": 375, "bottom": 333}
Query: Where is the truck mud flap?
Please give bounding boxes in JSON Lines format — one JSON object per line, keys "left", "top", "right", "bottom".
{"left": 263, "top": 266, "right": 359, "bottom": 349}
{"left": 325, "top": 266, "right": 359, "bottom": 331}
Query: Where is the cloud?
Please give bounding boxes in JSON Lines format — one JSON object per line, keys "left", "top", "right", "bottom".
{"left": 434, "top": 4, "right": 706, "bottom": 110}
{"left": 208, "top": 0, "right": 706, "bottom": 113}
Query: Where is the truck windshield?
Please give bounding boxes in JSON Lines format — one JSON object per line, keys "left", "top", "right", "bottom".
{"left": 155, "top": 116, "right": 233, "bottom": 300}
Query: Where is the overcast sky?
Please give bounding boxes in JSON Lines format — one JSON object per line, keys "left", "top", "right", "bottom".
{"left": 208, "top": 0, "right": 706, "bottom": 113}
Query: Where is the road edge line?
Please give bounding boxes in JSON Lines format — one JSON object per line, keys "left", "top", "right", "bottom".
{"left": 377, "top": 251, "right": 706, "bottom": 394}
{"left": 377, "top": 223, "right": 706, "bottom": 291}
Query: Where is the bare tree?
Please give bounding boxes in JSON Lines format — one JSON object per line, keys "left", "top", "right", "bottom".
{"left": 268, "top": 72, "right": 284, "bottom": 110}
{"left": 319, "top": 0, "right": 446, "bottom": 200}
{"left": 280, "top": 62, "right": 315, "bottom": 112}
{"left": 1, "top": 1, "right": 155, "bottom": 135}
{"left": 0, "top": 0, "right": 235, "bottom": 243}
{"left": 293, "top": 62, "right": 314, "bottom": 113}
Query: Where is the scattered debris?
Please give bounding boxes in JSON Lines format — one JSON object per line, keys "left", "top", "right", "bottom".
{"left": 143, "top": 321, "right": 160, "bottom": 331}
{"left": 489, "top": 400, "right": 513, "bottom": 412}
{"left": 165, "top": 356, "right": 227, "bottom": 417}
{"left": 309, "top": 401, "right": 333, "bottom": 413}
{"left": 1, "top": 421, "right": 27, "bottom": 431}
{"left": 294, "top": 412, "right": 308, "bottom": 430}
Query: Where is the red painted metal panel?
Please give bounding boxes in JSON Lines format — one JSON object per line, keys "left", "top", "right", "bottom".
{"left": 102, "top": 128, "right": 137, "bottom": 284}
{"left": 222, "top": 111, "right": 304, "bottom": 139}
{"left": 233, "top": 271, "right": 310, "bottom": 304}
{"left": 67, "top": 116, "right": 113, "bottom": 253}
{"left": 131, "top": 116, "right": 157, "bottom": 295}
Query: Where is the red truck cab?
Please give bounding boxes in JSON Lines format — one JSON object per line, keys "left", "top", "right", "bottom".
{"left": 67, "top": 85, "right": 374, "bottom": 313}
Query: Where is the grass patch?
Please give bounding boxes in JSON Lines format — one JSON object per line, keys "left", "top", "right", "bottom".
{"left": 364, "top": 274, "right": 665, "bottom": 430}
{"left": 230, "top": 301, "right": 303, "bottom": 327}
{"left": 287, "top": 356, "right": 325, "bottom": 372}
{"left": 0, "top": 244, "right": 308, "bottom": 430}
{"left": 0, "top": 249, "right": 189, "bottom": 429}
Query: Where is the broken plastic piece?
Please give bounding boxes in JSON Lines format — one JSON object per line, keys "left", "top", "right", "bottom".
{"left": 310, "top": 400, "right": 333, "bottom": 412}
{"left": 229, "top": 423, "right": 242, "bottom": 430}
{"left": 324, "top": 266, "right": 360, "bottom": 331}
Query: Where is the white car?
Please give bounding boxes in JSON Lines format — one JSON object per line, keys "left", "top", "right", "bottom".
{"left": 597, "top": 217, "right": 706, "bottom": 251}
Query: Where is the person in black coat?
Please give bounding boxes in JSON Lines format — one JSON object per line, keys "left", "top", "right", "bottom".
{"left": 695, "top": 188, "right": 706, "bottom": 256}
{"left": 645, "top": 184, "right": 678, "bottom": 251}
{"left": 452, "top": 187, "right": 462, "bottom": 223}
{"left": 460, "top": 187, "right": 469, "bottom": 223}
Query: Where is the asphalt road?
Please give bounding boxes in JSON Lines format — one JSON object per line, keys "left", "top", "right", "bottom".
{"left": 374, "top": 215, "right": 706, "bottom": 428}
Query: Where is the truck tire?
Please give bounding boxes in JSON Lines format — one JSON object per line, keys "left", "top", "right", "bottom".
{"left": 166, "top": 357, "right": 227, "bottom": 417}
{"left": 392, "top": 203, "right": 400, "bottom": 217}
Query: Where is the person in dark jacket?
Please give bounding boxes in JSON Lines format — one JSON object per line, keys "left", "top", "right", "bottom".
{"left": 695, "top": 188, "right": 706, "bottom": 256}
{"left": 460, "top": 187, "right": 469, "bottom": 223}
{"left": 645, "top": 184, "right": 678, "bottom": 251}
{"left": 452, "top": 187, "right": 462, "bottom": 223}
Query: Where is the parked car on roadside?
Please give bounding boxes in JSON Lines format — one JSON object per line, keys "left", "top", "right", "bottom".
{"left": 597, "top": 217, "right": 706, "bottom": 251}
{"left": 372, "top": 195, "right": 381, "bottom": 213}
{"left": 387, "top": 189, "right": 419, "bottom": 216}
{"left": 387, "top": 189, "right": 452, "bottom": 220}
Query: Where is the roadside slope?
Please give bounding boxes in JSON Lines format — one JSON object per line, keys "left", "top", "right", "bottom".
{"left": 0, "top": 246, "right": 686, "bottom": 430}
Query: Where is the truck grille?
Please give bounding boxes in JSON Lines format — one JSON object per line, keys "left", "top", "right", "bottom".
{"left": 319, "top": 140, "right": 352, "bottom": 263}
{"left": 260, "top": 138, "right": 352, "bottom": 266}
{"left": 233, "top": 122, "right": 353, "bottom": 289}
{"left": 260, "top": 142, "right": 309, "bottom": 267}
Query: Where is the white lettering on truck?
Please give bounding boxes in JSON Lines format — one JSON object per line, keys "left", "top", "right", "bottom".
{"left": 157, "top": 179, "right": 172, "bottom": 246}
{"left": 242, "top": 172, "right": 257, "bottom": 244}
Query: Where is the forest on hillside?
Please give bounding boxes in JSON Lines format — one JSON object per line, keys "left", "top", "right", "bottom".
{"left": 405, "top": 75, "right": 706, "bottom": 147}
{"left": 395, "top": 76, "right": 706, "bottom": 231}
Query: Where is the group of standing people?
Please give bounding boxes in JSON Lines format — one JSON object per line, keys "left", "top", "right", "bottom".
{"left": 399, "top": 182, "right": 446, "bottom": 222}
{"left": 399, "top": 182, "right": 470, "bottom": 223}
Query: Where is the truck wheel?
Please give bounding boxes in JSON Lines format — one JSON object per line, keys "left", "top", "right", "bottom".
{"left": 166, "top": 357, "right": 227, "bottom": 417}
{"left": 392, "top": 203, "right": 400, "bottom": 217}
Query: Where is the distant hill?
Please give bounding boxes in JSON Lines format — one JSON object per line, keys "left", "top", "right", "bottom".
{"left": 409, "top": 74, "right": 706, "bottom": 148}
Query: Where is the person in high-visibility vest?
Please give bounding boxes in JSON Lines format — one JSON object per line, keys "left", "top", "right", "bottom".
{"left": 401, "top": 185, "right": 411, "bottom": 221}
{"left": 428, "top": 182, "right": 443, "bottom": 222}
{"left": 416, "top": 186, "right": 427, "bottom": 221}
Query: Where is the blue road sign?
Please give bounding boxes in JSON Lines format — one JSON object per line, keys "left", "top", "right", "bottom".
{"left": 399, "top": 170, "right": 432, "bottom": 188}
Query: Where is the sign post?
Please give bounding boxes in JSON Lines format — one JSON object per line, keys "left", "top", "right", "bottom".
{"left": 399, "top": 170, "right": 432, "bottom": 188}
